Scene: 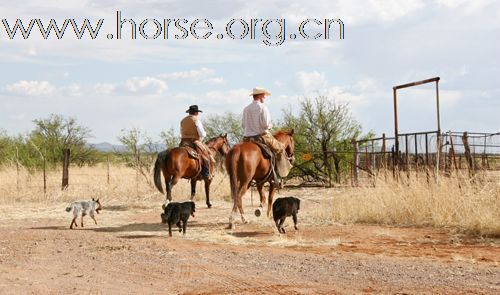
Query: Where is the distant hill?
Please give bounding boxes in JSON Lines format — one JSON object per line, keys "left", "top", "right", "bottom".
{"left": 87, "top": 142, "right": 166, "bottom": 153}
{"left": 87, "top": 142, "right": 127, "bottom": 153}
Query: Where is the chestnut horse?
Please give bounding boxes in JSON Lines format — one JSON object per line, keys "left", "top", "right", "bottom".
{"left": 225, "top": 130, "right": 295, "bottom": 229}
{"left": 154, "top": 134, "right": 230, "bottom": 208}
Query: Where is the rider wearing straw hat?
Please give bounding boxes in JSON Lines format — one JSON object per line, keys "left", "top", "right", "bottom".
{"left": 242, "top": 87, "right": 285, "bottom": 154}
{"left": 242, "top": 87, "right": 286, "bottom": 184}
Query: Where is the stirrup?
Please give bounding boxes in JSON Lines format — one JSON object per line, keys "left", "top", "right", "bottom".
{"left": 201, "top": 166, "right": 212, "bottom": 180}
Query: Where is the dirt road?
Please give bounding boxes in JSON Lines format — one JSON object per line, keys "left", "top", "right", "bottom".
{"left": 0, "top": 196, "right": 498, "bottom": 294}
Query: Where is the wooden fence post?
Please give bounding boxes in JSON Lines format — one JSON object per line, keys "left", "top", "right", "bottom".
{"left": 43, "top": 154, "right": 47, "bottom": 197}
{"left": 462, "top": 132, "right": 475, "bottom": 177}
{"left": 436, "top": 132, "right": 442, "bottom": 183}
{"left": 414, "top": 133, "right": 418, "bottom": 178}
{"left": 449, "top": 132, "right": 458, "bottom": 172}
{"left": 351, "top": 139, "right": 359, "bottom": 186}
{"left": 16, "top": 146, "right": 20, "bottom": 196}
{"left": 365, "top": 145, "right": 371, "bottom": 179}
{"left": 382, "top": 133, "right": 387, "bottom": 180}
{"left": 107, "top": 155, "right": 110, "bottom": 185}
{"left": 62, "top": 148, "right": 70, "bottom": 190}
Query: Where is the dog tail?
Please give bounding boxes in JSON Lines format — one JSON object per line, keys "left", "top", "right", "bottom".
{"left": 65, "top": 205, "right": 72, "bottom": 212}
{"left": 154, "top": 150, "right": 169, "bottom": 194}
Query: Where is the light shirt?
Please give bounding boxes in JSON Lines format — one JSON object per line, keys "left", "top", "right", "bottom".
{"left": 195, "top": 118, "right": 207, "bottom": 140}
{"left": 242, "top": 100, "right": 272, "bottom": 137}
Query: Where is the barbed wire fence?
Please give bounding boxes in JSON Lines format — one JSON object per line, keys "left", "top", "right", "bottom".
{"left": 1, "top": 149, "right": 161, "bottom": 203}
{"left": 349, "top": 131, "right": 500, "bottom": 186}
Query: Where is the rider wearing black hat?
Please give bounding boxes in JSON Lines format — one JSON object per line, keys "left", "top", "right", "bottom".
{"left": 180, "top": 105, "right": 214, "bottom": 179}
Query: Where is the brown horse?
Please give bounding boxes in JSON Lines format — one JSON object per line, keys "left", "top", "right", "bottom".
{"left": 154, "top": 134, "right": 230, "bottom": 208}
{"left": 225, "top": 130, "right": 295, "bottom": 229}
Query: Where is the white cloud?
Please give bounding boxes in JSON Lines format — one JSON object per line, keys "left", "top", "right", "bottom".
{"left": 435, "top": 0, "right": 495, "bottom": 13}
{"left": 325, "top": 86, "right": 366, "bottom": 105}
{"left": 202, "top": 77, "right": 226, "bottom": 85}
{"left": 124, "top": 76, "right": 168, "bottom": 95}
{"left": 353, "top": 78, "right": 378, "bottom": 92}
{"left": 159, "top": 68, "right": 215, "bottom": 80}
{"left": 158, "top": 67, "right": 225, "bottom": 85}
{"left": 296, "top": 71, "right": 328, "bottom": 93}
{"left": 274, "top": 80, "right": 285, "bottom": 87}
{"left": 5, "top": 80, "right": 56, "bottom": 96}
{"left": 60, "top": 84, "right": 82, "bottom": 97}
{"left": 401, "top": 89, "right": 462, "bottom": 106}
{"left": 93, "top": 83, "right": 116, "bottom": 95}
{"left": 204, "top": 88, "right": 249, "bottom": 105}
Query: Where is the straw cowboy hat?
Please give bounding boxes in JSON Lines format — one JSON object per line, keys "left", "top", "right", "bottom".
{"left": 249, "top": 87, "right": 271, "bottom": 96}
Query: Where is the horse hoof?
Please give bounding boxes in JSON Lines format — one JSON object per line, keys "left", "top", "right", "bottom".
{"left": 207, "top": 203, "right": 212, "bottom": 209}
{"left": 227, "top": 223, "right": 235, "bottom": 230}
{"left": 254, "top": 209, "right": 262, "bottom": 217}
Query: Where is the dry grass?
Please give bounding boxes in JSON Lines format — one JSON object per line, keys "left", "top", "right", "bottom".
{"left": 0, "top": 164, "right": 231, "bottom": 205}
{"left": 0, "top": 165, "right": 498, "bottom": 237}
{"left": 322, "top": 175, "right": 500, "bottom": 237}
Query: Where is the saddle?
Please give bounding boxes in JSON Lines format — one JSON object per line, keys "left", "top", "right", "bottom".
{"left": 180, "top": 143, "right": 199, "bottom": 159}
{"left": 243, "top": 135, "right": 279, "bottom": 186}
{"left": 243, "top": 136, "right": 273, "bottom": 159}
{"left": 179, "top": 141, "right": 213, "bottom": 180}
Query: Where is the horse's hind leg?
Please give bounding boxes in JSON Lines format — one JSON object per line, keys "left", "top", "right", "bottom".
{"left": 267, "top": 183, "right": 277, "bottom": 218}
{"left": 204, "top": 178, "right": 212, "bottom": 208}
{"left": 190, "top": 179, "right": 197, "bottom": 200}
{"left": 238, "top": 198, "right": 247, "bottom": 224}
{"left": 167, "top": 175, "right": 180, "bottom": 204}
{"left": 228, "top": 201, "right": 239, "bottom": 229}
{"left": 257, "top": 183, "right": 266, "bottom": 208}
{"left": 237, "top": 180, "right": 252, "bottom": 224}
{"left": 163, "top": 174, "right": 173, "bottom": 205}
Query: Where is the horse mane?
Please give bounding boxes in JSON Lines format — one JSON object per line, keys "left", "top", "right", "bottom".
{"left": 273, "top": 130, "right": 293, "bottom": 137}
{"left": 205, "top": 136, "right": 220, "bottom": 144}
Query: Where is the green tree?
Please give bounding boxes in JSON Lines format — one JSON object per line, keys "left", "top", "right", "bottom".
{"left": 159, "top": 127, "right": 180, "bottom": 149}
{"left": 0, "top": 130, "right": 14, "bottom": 166}
{"left": 28, "top": 114, "right": 97, "bottom": 167}
{"left": 282, "top": 96, "right": 369, "bottom": 186}
{"left": 203, "top": 112, "right": 242, "bottom": 144}
{"left": 117, "top": 128, "right": 158, "bottom": 185}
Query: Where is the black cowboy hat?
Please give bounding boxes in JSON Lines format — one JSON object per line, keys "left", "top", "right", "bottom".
{"left": 186, "top": 105, "right": 203, "bottom": 113}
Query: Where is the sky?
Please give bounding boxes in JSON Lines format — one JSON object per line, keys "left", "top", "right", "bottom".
{"left": 0, "top": 0, "right": 499, "bottom": 144}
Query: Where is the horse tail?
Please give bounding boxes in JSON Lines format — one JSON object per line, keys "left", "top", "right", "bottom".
{"left": 154, "top": 150, "right": 169, "bottom": 194}
{"left": 226, "top": 147, "right": 240, "bottom": 203}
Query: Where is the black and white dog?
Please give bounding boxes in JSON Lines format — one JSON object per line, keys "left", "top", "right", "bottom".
{"left": 160, "top": 201, "right": 196, "bottom": 236}
{"left": 272, "top": 197, "right": 300, "bottom": 234}
{"left": 66, "top": 198, "right": 102, "bottom": 229}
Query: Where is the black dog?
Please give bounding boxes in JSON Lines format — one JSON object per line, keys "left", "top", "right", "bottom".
{"left": 160, "top": 201, "right": 196, "bottom": 236}
{"left": 272, "top": 197, "right": 300, "bottom": 234}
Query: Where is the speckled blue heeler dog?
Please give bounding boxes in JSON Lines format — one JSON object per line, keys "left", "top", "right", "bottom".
{"left": 65, "top": 198, "right": 102, "bottom": 229}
